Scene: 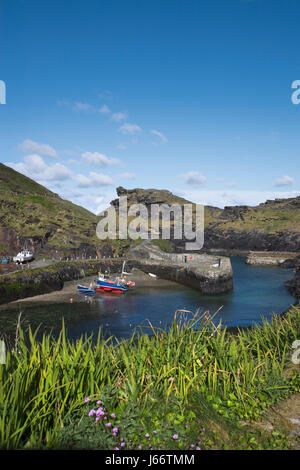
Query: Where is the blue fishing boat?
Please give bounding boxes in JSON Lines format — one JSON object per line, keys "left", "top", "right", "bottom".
{"left": 77, "top": 284, "right": 96, "bottom": 295}
{"left": 96, "top": 277, "right": 128, "bottom": 294}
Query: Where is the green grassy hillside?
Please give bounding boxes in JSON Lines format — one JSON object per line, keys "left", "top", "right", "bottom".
{"left": 0, "top": 163, "right": 100, "bottom": 256}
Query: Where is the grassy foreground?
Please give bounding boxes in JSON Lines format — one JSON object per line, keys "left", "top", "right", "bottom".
{"left": 0, "top": 307, "right": 299, "bottom": 450}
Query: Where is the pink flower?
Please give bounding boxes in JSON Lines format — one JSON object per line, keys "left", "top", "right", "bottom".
{"left": 121, "top": 442, "right": 125, "bottom": 448}
{"left": 84, "top": 397, "right": 90, "bottom": 403}
{"left": 111, "top": 413, "right": 116, "bottom": 419}
{"left": 196, "top": 446, "right": 201, "bottom": 450}
{"left": 145, "top": 433, "right": 150, "bottom": 438}
{"left": 114, "top": 447, "right": 119, "bottom": 450}
{"left": 153, "top": 430, "right": 157, "bottom": 435}
{"left": 105, "top": 422, "right": 112, "bottom": 428}
{"left": 173, "top": 434, "right": 179, "bottom": 440}
{"left": 97, "top": 400, "right": 102, "bottom": 405}
{"left": 169, "top": 377, "right": 174, "bottom": 382}
{"left": 88, "top": 409, "right": 96, "bottom": 416}
{"left": 138, "top": 445, "right": 142, "bottom": 450}
{"left": 113, "top": 427, "right": 118, "bottom": 433}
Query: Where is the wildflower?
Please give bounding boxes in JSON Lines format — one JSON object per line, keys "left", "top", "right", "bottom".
{"left": 153, "top": 430, "right": 157, "bottom": 435}
{"left": 198, "top": 440, "right": 202, "bottom": 445}
{"left": 120, "top": 437, "right": 124, "bottom": 442}
{"left": 190, "top": 444, "right": 195, "bottom": 449}
{"left": 114, "top": 447, "right": 119, "bottom": 450}
{"left": 88, "top": 409, "right": 96, "bottom": 417}
{"left": 196, "top": 446, "right": 201, "bottom": 450}
{"left": 149, "top": 443, "right": 152, "bottom": 448}
{"left": 169, "top": 377, "right": 174, "bottom": 382}
{"left": 95, "top": 417, "right": 100, "bottom": 422}
{"left": 145, "top": 433, "right": 150, "bottom": 438}
{"left": 111, "top": 413, "right": 116, "bottom": 419}
{"left": 138, "top": 445, "right": 142, "bottom": 450}
{"left": 97, "top": 400, "right": 102, "bottom": 405}
{"left": 202, "top": 428, "right": 206, "bottom": 432}
{"left": 173, "top": 434, "right": 179, "bottom": 440}
{"left": 106, "top": 422, "right": 112, "bottom": 428}
{"left": 121, "top": 442, "right": 125, "bottom": 448}
{"left": 185, "top": 425, "right": 189, "bottom": 429}
{"left": 113, "top": 427, "right": 118, "bottom": 433}
{"left": 113, "top": 433, "right": 117, "bottom": 437}
{"left": 84, "top": 397, "right": 90, "bottom": 403}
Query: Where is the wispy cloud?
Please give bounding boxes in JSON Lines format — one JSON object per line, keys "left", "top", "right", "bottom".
{"left": 74, "top": 102, "right": 94, "bottom": 112}
{"left": 119, "top": 123, "right": 142, "bottom": 135}
{"left": 150, "top": 129, "right": 168, "bottom": 143}
{"left": 19, "top": 139, "right": 57, "bottom": 158}
{"left": 274, "top": 175, "right": 294, "bottom": 187}
{"left": 118, "top": 172, "right": 136, "bottom": 180}
{"left": 99, "top": 104, "right": 111, "bottom": 115}
{"left": 111, "top": 112, "right": 128, "bottom": 122}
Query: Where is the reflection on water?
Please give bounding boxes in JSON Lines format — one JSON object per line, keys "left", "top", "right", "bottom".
{"left": 0, "top": 257, "right": 295, "bottom": 341}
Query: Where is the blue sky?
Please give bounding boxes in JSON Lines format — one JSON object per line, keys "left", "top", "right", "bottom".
{"left": 1, "top": 0, "right": 300, "bottom": 213}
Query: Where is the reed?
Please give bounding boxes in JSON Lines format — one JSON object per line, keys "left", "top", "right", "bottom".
{"left": 0, "top": 306, "right": 299, "bottom": 449}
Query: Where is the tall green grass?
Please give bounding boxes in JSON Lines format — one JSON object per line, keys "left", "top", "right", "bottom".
{"left": 0, "top": 307, "right": 299, "bottom": 449}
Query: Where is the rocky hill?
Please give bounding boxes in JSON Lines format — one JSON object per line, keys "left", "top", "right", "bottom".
{"left": 110, "top": 186, "right": 300, "bottom": 253}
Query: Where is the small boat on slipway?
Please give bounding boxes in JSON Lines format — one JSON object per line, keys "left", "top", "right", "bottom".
{"left": 77, "top": 284, "right": 96, "bottom": 295}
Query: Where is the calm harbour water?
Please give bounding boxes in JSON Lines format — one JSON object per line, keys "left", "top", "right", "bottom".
{"left": 0, "top": 257, "right": 296, "bottom": 341}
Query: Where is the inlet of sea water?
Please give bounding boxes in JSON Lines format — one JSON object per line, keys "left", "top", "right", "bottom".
{"left": 0, "top": 257, "right": 295, "bottom": 342}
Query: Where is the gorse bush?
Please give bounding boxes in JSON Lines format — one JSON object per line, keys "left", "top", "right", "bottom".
{"left": 0, "top": 306, "right": 299, "bottom": 449}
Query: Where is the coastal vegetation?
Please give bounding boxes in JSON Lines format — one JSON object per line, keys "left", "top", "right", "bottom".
{"left": 0, "top": 305, "right": 299, "bottom": 450}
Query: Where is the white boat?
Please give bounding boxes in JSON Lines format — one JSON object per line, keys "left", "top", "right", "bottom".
{"left": 13, "top": 250, "right": 34, "bottom": 264}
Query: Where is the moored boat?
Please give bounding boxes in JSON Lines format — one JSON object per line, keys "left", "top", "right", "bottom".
{"left": 96, "top": 277, "right": 129, "bottom": 294}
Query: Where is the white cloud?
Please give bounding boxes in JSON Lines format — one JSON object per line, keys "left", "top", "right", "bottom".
{"left": 150, "top": 129, "right": 168, "bottom": 143}
{"left": 19, "top": 139, "right": 57, "bottom": 158}
{"left": 119, "top": 123, "right": 142, "bottom": 135}
{"left": 81, "top": 151, "right": 120, "bottom": 166}
{"left": 111, "top": 112, "right": 128, "bottom": 122}
{"left": 182, "top": 171, "right": 207, "bottom": 186}
{"left": 7, "top": 154, "right": 72, "bottom": 183}
{"left": 75, "top": 172, "right": 114, "bottom": 187}
{"left": 274, "top": 175, "right": 294, "bottom": 187}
